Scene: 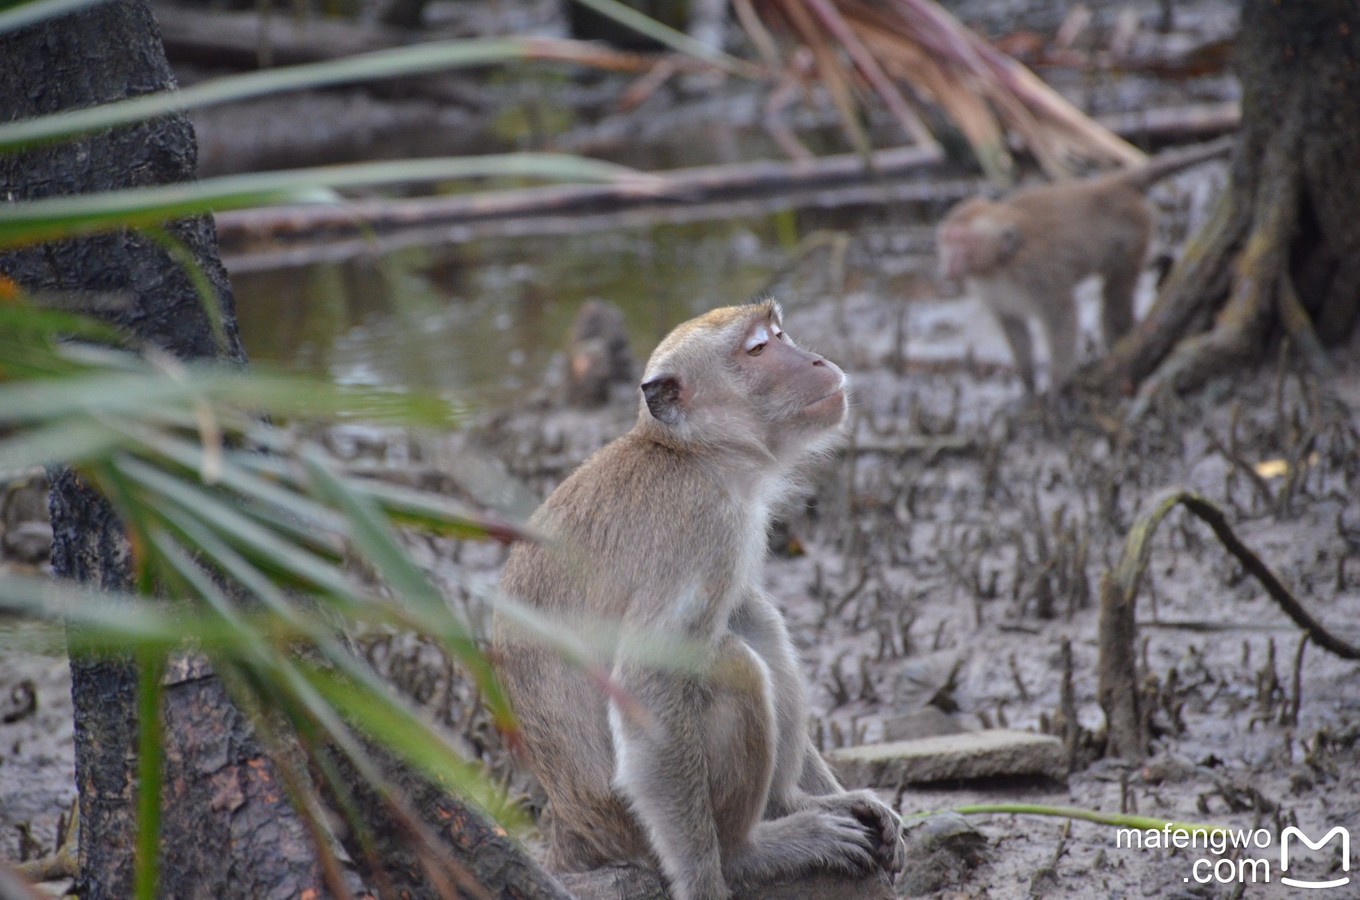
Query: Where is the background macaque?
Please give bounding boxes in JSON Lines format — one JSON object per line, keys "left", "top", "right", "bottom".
{"left": 936, "top": 138, "right": 1231, "bottom": 392}
{"left": 564, "top": 298, "right": 634, "bottom": 407}
{"left": 494, "top": 299, "right": 905, "bottom": 900}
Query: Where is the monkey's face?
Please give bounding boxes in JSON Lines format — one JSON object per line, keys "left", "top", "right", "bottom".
{"left": 735, "top": 311, "right": 847, "bottom": 434}
{"left": 639, "top": 300, "right": 847, "bottom": 461}
{"left": 936, "top": 199, "right": 1021, "bottom": 281}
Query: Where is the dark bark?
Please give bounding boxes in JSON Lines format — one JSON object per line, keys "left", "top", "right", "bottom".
{"left": 322, "top": 744, "right": 575, "bottom": 899}
{"left": 1091, "top": 0, "right": 1360, "bottom": 402}
{"left": 0, "top": 2, "right": 333, "bottom": 896}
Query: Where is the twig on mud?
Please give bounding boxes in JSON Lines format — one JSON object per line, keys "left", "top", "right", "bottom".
{"left": 1059, "top": 638, "right": 1079, "bottom": 775}
{"left": 1136, "top": 619, "right": 1300, "bottom": 633}
{"left": 1252, "top": 637, "right": 1284, "bottom": 722}
{"left": 850, "top": 434, "right": 978, "bottom": 458}
{"left": 1007, "top": 652, "right": 1031, "bottom": 702}
{"left": 1027, "top": 818, "right": 1072, "bottom": 897}
{"left": 1283, "top": 635, "right": 1307, "bottom": 729}
{"left": 13, "top": 800, "right": 78, "bottom": 884}
{"left": 832, "top": 564, "right": 873, "bottom": 618}
{"left": 1099, "top": 487, "right": 1360, "bottom": 759}
{"left": 1204, "top": 406, "right": 1275, "bottom": 511}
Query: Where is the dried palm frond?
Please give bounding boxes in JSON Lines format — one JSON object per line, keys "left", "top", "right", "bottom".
{"left": 744, "top": 0, "right": 1146, "bottom": 183}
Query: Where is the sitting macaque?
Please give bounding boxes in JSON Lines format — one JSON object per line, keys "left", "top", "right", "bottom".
{"left": 494, "top": 299, "right": 905, "bottom": 900}
{"left": 564, "top": 299, "right": 633, "bottom": 407}
{"left": 936, "top": 137, "right": 1231, "bottom": 391}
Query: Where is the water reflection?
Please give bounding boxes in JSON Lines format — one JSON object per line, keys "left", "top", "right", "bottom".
{"left": 230, "top": 220, "right": 784, "bottom": 407}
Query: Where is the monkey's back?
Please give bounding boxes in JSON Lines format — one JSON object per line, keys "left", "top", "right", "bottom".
{"left": 493, "top": 429, "right": 748, "bottom": 869}
{"left": 1001, "top": 176, "right": 1153, "bottom": 289}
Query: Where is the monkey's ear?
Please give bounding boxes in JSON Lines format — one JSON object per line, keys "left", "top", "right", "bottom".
{"left": 642, "top": 374, "right": 685, "bottom": 426}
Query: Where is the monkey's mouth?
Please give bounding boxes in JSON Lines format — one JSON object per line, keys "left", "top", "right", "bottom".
{"left": 802, "top": 387, "right": 847, "bottom": 419}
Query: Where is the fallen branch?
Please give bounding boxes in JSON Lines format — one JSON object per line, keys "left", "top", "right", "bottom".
{"left": 1096, "top": 101, "right": 1240, "bottom": 145}
{"left": 214, "top": 144, "right": 947, "bottom": 259}
{"left": 1099, "top": 487, "right": 1360, "bottom": 759}
{"left": 157, "top": 6, "right": 733, "bottom": 79}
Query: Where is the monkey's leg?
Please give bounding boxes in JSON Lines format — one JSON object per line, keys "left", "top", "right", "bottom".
{"left": 1038, "top": 299, "right": 1080, "bottom": 389}
{"left": 994, "top": 312, "right": 1038, "bottom": 392}
{"left": 609, "top": 636, "right": 775, "bottom": 900}
{"left": 1101, "top": 261, "right": 1140, "bottom": 344}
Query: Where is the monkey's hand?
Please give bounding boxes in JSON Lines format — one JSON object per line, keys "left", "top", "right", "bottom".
{"left": 724, "top": 806, "right": 882, "bottom": 887}
{"left": 806, "top": 790, "right": 906, "bottom": 877}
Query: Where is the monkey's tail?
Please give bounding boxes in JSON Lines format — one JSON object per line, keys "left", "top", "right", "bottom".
{"left": 1120, "top": 134, "right": 1235, "bottom": 190}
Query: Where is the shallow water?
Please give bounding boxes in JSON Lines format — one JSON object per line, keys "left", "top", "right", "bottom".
{"left": 230, "top": 217, "right": 794, "bottom": 406}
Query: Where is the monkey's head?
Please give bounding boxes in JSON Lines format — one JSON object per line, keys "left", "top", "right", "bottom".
{"left": 638, "top": 299, "right": 848, "bottom": 465}
{"left": 936, "top": 197, "right": 1022, "bottom": 281}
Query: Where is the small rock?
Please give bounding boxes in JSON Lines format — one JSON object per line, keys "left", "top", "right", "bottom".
{"left": 828, "top": 729, "right": 1066, "bottom": 786}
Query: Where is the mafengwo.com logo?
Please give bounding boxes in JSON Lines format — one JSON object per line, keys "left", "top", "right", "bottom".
{"left": 1280, "top": 826, "right": 1351, "bottom": 890}
{"left": 1115, "top": 823, "right": 1351, "bottom": 889}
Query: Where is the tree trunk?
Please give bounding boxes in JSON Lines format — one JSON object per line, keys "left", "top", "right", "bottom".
{"left": 0, "top": 3, "right": 347, "bottom": 896}
{"left": 1091, "top": 0, "right": 1360, "bottom": 404}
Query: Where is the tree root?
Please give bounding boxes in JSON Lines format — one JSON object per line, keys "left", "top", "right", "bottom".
{"left": 1125, "top": 124, "right": 1304, "bottom": 419}
{"left": 1095, "top": 94, "right": 1345, "bottom": 413}
{"left": 1088, "top": 177, "right": 1245, "bottom": 397}
{"left": 12, "top": 801, "right": 78, "bottom": 885}
{"left": 1099, "top": 488, "right": 1360, "bottom": 759}
{"left": 1275, "top": 269, "right": 1335, "bottom": 378}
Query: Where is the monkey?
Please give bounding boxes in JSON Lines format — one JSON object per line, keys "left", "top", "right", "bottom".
{"left": 564, "top": 299, "right": 634, "bottom": 407}
{"left": 493, "top": 299, "right": 905, "bottom": 900}
{"left": 935, "top": 136, "right": 1232, "bottom": 392}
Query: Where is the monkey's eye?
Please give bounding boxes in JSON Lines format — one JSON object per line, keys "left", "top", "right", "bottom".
{"left": 745, "top": 324, "right": 770, "bottom": 356}
{"left": 772, "top": 325, "right": 786, "bottom": 341}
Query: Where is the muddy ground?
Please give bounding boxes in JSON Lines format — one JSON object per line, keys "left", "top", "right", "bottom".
{"left": 425, "top": 239, "right": 1360, "bottom": 899}
{"left": 4, "top": 0, "right": 1360, "bottom": 897}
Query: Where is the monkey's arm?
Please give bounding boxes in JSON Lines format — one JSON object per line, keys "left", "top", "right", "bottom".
{"left": 608, "top": 662, "right": 730, "bottom": 900}
{"left": 731, "top": 593, "right": 905, "bottom": 875}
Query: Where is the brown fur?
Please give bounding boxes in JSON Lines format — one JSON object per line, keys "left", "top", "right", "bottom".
{"left": 493, "top": 300, "right": 905, "bottom": 900}
{"left": 936, "top": 137, "right": 1231, "bottom": 391}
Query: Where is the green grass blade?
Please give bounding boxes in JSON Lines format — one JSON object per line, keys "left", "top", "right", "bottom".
{"left": 143, "top": 225, "right": 230, "bottom": 354}
{"left": 118, "top": 425, "right": 346, "bottom": 537}
{"left": 133, "top": 648, "right": 166, "bottom": 900}
{"left": 0, "top": 369, "right": 215, "bottom": 425}
{"left": 349, "top": 478, "right": 536, "bottom": 543}
{"left": 299, "top": 450, "right": 519, "bottom": 730}
{"left": 0, "top": 152, "right": 644, "bottom": 248}
{"left": 0, "top": 418, "right": 128, "bottom": 470}
{"left": 0, "top": 361, "right": 460, "bottom": 433}
{"left": 0, "top": 0, "right": 111, "bottom": 33}
{"left": 113, "top": 456, "right": 359, "bottom": 597}
{"left": 0, "top": 38, "right": 544, "bottom": 151}
{"left": 569, "top": 0, "right": 751, "bottom": 72}
{"left": 915, "top": 803, "right": 1234, "bottom": 839}
{"left": 299, "top": 661, "right": 523, "bottom": 826}
{"left": 0, "top": 571, "right": 256, "bottom": 654}
{"left": 300, "top": 449, "right": 449, "bottom": 619}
